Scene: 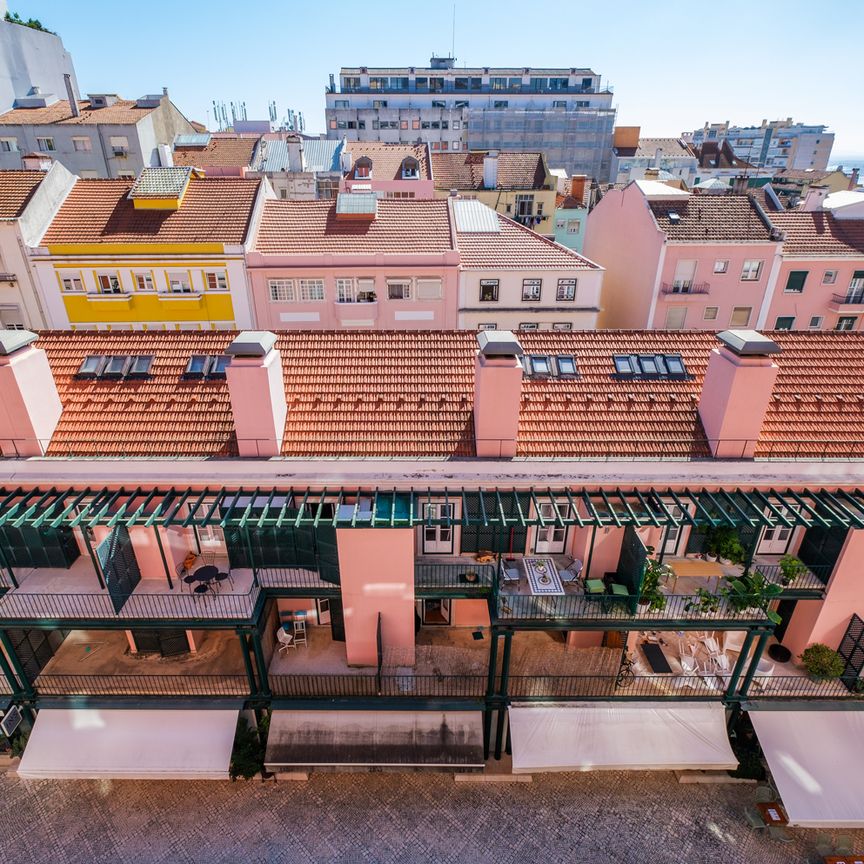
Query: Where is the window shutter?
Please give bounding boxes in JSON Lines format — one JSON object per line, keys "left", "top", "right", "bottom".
{"left": 785, "top": 271, "right": 808, "bottom": 292}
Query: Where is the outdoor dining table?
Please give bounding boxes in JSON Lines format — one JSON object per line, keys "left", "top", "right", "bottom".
{"left": 193, "top": 565, "right": 219, "bottom": 583}
{"left": 756, "top": 802, "right": 788, "bottom": 826}
{"left": 522, "top": 557, "right": 564, "bottom": 596}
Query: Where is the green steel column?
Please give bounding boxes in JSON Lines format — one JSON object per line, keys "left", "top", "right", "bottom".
{"left": 585, "top": 525, "right": 597, "bottom": 578}
{"left": 724, "top": 630, "right": 756, "bottom": 699}
{"left": 483, "top": 631, "right": 499, "bottom": 759}
{"left": 0, "top": 542, "right": 17, "bottom": 589}
{"left": 243, "top": 528, "right": 259, "bottom": 587}
{"left": 0, "top": 631, "right": 33, "bottom": 700}
{"left": 737, "top": 630, "right": 771, "bottom": 699}
{"left": 0, "top": 634, "right": 23, "bottom": 697}
{"left": 250, "top": 629, "right": 271, "bottom": 698}
{"left": 742, "top": 526, "right": 761, "bottom": 578}
{"left": 237, "top": 629, "right": 258, "bottom": 696}
{"left": 81, "top": 527, "right": 105, "bottom": 590}
{"left": 154, "top": 526, "right": 173, "bottom": 589}
{"left": 494, "top": 631, "right": 513, "bottom": 760}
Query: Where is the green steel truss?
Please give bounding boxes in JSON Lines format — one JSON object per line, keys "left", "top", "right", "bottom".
{"left": 0, "top": 486, "right": 863, "bottom": 531}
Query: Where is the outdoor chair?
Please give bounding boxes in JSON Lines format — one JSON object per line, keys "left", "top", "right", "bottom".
{"left": 812, "top": 833, "right": 834, "bottom": 857}
{"left": 277, "top": 628, "right": 295, "bottom": 654}
{"left": 199, "top": 551, "right": 216, "bottom": 566}
{"left": 712, "top": 652, "right": 732, "bottom": 674}
{"left": 743, "top": 807, "right": 767, "bottom": 830}
{"left": 213, "top": 571, "right": 233, "bottom": 591}
{"left": 754, "top": 785, "right": 775, "bottom": 803}
{"left": 502, "top": 567, "right": 520, "bottom": 583}
{"left": 835, "top": 835, "right": 854, "bottom": 855}
{"left": 767, "top": 826, "right": 793, "bottom": 843}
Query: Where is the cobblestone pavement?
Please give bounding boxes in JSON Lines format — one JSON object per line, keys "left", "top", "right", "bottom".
{"left": 0, "top": 770, "right": 855, "bottom": 863}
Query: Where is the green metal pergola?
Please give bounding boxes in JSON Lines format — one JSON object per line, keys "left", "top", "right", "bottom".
{"left": 0, "top": 485, "right": 863, "bottom": 531}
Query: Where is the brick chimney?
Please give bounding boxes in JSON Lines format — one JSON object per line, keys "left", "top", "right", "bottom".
{"left": 225, "top": 331, "right": 287, "bottom": 457}
{"left": 697, "top": 330, "right": 780, "bottom": 459}
{"left": 570, "top": 174, "right": 587, "bottom": 203}
{"left": 0, "top": 331, "right": 63, "bottom": 457}
{"left": 474, "top": 330, "right": 523, "bottom": 458}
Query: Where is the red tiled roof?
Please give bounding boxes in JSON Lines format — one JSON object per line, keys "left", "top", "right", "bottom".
{"left": 648, "top": 195, "right": 776, "bottom": 242}
{"left": 0, "top": 99, "right": 157, "bottom": 126}
{"left": 692, "top": 141, "right": 754, "bottom": 170}
{"left": 42, "top": 177, "right": 261, "bottom": 245}
{"left": 0, "top": 170, "right": 46, "bottom": 218}
{"left": 772, "top": 168, "right": 836, "bottom": 183}
{"left": 344, "top": 142, "right": 430, "bottom": 181}
{"left": 255, "top": 199, "right": 454, "bottom": 255}
{"left": 172, "top": 136, "right": 259, "bottom": 169}
{"left": 431, "top": 151, "right": 547, "bottom": 191}
{"left": 769, "top": 211, "right": 864, "bottom": 257}
{"left": 34, "top": 329, "right": 864, "bottom": 459}
{"left": 457, "top": 212, "right": 598, "bottom": 270}
{"left": 635, "top": 138, "right": 694, "bottom": 160}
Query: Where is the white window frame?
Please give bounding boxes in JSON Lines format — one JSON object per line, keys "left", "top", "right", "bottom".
{"left": 822, "top": 270, "right": 838, "bottom": 285}
{"left": 552, "top": 322, "right": 572, "bottom": 331}
{"left": 0, "top": 138, "right": 18, "bottom": 152}
{"left": 741, "top": 260, "right": 763, "bottom": 281}
{"left": 167, "top": 271, "right": 192, "bottom": 294}
{"left": 522, "top": 279, "right": 542, "bottom": 302}
{"left": 268, "top": 279, "right": 295, "bottom": 302}
{"left": 478, "top": 323, "right": 497, "bottom": 330}
{"left": 72, "top": 136, "right": 92, "bottom": 152}
{"left": 386, "top": 279, "right": 412, "bottom": 301}
{"left": 205, "top": 271, "right": 228, "bottom": 292}
{"left": 109, "top": 135, "right": 129, "bottom": 156}
{"left": 556, "top": 279, "right": 577, "bottom": 301}
{"left": 60, "top": 273, "right": 84, "bottom": 292}
{"left": 134, "top": 272, "right": 155, "bottom": 292}
{"left": 808, "top": 316, "right": 823, "bottom": 329}
{"left": 519, "top": 322, "right": 539, "bottom": 331}
{"left": 713, "top": 260, "right": 729, "bottom": 274}
{"left": 35, "top": 137, "right": 55, "bottom": 152}
{"left": 566, "top": 220, "right": 581, "bottom": 234}
{"left": 97, "top": 273, "right": 123, "bottom": 295}
{"left": 336, "top": 278, "right": 357, "bottom": 303}
{"left": 298, "top": 279, "right": 325, "bottom": 302}
{"left": 730, "top": 306, "right": 753, "bottom": 328}
{"left": 479, "top": 279, "right": 499, "bottom": 302}
{"left": 774, "top": 316, "right": 795, "bottom": 330}
{"left": 703, "top": 306, "right": 719, "bottom": 321}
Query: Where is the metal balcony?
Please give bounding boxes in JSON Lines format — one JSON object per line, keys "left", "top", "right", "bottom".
{"left": 660, "top": 282, "right": 710, "bottom": 296}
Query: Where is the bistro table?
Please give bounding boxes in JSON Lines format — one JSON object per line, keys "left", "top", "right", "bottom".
{"left": 522, "top": 557, "right": 564, "bottom": 596}
{"left": 824, "top": 857, "right": 864, "bottom": 864}
{"left": 192, "top": 565, "right": 219, "bottom": 584}
{"left": 756, "top": 802, "right": 788, "bottom": 826}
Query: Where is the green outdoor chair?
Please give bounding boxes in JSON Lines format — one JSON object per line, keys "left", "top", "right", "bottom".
{"left": 743, "top": 807, "right": 766, "bottom": 830}
{"left": 835, "top": 835, "right": 854, "bottom": 855}
{"left": 584, "top": 578, "right": 605, "bottom": 595}
{"left": 767, "top": 826, "right": 793, "bottom": 843}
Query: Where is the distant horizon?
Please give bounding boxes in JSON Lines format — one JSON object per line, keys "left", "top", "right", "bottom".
{"left": 12, "top": 0, "right": 864, "bottom": 156}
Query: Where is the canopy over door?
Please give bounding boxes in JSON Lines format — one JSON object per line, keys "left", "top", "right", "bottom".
{"left": 508, "top": 702, "right": 737, "bottom": 773}
{"left": 750, "top": 710, "right": 864, "bottom": 827}
{"left": 265, "top": 710, "right": 484, "bottom": 770}
{"left": 18, "top": 708, "right": 238, "bottom": 779}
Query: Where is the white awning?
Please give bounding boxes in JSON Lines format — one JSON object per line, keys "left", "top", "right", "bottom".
{"left": 750, "top": 710, "right": 864, "bottom": 827}
{"left": 265, "top": 710, "right": 484, "bottom": 770}
{"left": 508, "top": 702, "right": 737, "bottom": 773}
{"left": 18, "top": 708, "right": 238, "bottom": 780}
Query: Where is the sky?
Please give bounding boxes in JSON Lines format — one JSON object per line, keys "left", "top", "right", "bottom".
{"left": 15, "top": 0, "right": 864, "bottom": 159}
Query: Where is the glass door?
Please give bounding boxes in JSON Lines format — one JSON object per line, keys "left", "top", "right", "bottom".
{"left": 534, "top": 503, "right": 567, "bottom": 554}
{"left": 757, "top": 507, "right": 793, "bottom": 555}
{"left": 662, "top": 505, "right": 684, "bottom": 556}
{"left": 422, "top": 504, "right": 454, "bottom": 554}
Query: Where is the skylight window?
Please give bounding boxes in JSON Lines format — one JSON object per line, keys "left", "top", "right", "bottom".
{"left": 613, "top": 355, "right": 633, "bottom": 375}
{"left": 127, "top": 355, "right": 154, "bottom": 378}
{"left": 76, "top": 355, "right": 106, "bottom": 378}
{"left": 184, "top": 355, "right": 209, "bottom": 379}
{"left": 183, "top": 354, "right": 230, "bottom": 380}
{"left": 101, "top": 356, "right": 132, "bottom": 379}
{"left": 529, "top": 355, "right": 551, "bottom": 376}
{"left": 637, "top": 355, "right": 658, "bottom": 375}
{"left": 612, "top": 353, "right": 689, "bottom": 379}
{"left": 209, "top": 355, "right": 231, "bottom": 379}
{"left": 557, "top": 355, "right": 577, "bottom": 376}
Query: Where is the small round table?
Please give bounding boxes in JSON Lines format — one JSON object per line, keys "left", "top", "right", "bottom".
{"left": 193, "top": 565, "right": 219, "bottom": 583}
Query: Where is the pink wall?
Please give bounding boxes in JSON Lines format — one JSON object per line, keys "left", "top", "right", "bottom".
{"left": 451, "top": 599, "right": 490, "bottom": 627}
{"left": 336, "top": 527, "right": 415, "bottom": 667}
{"left": 341, "top": 178, "right": 435, "bottom": 199}
{"left": 782, "top": 529, "right": 864, "bottom": 657}
{"left": 128, "top": 526, "right": 169, "bottom": 582}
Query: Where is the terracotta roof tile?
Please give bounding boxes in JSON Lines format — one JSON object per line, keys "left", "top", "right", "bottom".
{"left": 0, "top": 170, "right": 46, "bottom": 218}
{"left": 42, "top": 177, "right": 260, "bottom": 245}
{"left": 634, "top": 138, "right": 694, "bottom": 160}
{"left": 344, "top": 141, "right": 430, "bottom": 181}
{"left": 32, "top": 329, "right": 864, "bottom": 460}
{"left": 456, "top": 212, "right": 598, "bottom": 270}
{"left": 0, "top": 99, "right": 158, "bottom": 126}
{"left": 255, "top": 199, "right": 454, "bottom": 255}
{"left": 648, "top": 195, "right": 776, "bottom": 242}
{"left": 431, "top": 151, "right": 547, "bottom": 191}
{"left": 770, "top": 211, "right": 864, "bottom": 257}
{"left": 172, "top": 136, "right": 259, "bottom": 169}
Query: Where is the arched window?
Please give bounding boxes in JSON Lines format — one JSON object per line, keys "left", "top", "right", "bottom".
{"left": 355, "top": 156, "right": 372, "bottom": 178}
{"left": 401, "top": 157, "right": 419, "bottom": 179}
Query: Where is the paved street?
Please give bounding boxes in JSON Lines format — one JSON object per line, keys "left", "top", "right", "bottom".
{"left": 0, "top": 770, "right": 852, "bottom": 863}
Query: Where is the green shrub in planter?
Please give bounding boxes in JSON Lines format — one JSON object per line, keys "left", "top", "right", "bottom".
{"left": 230, "top": 718, "right": 264, "bottom": 780}
{"left": 799, "top": 643, "right": 845, "bottom": 681}
{"left": 778, "top": 555, "right": 808, "bottom": 586}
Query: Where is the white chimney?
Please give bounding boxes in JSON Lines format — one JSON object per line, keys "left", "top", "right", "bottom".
{"left": 158, "top": 143, "right": 173, "bottom": 167}
{"left": 654, "top": 147, "right": 662, "bottom": 168}
{"left": 63, "top": 73, "right": 80, "bottom": 118}
{"left": 473, "top": 331, "right": 523, "bottom": 458}
{"left": 802, "top": 185, "right": 829, "bottom": 212}
{"left": 483, "top": 151, "right": 499, "bottom": 189}
{"left": 286, "top": 139, "right": 304, "bottom": 173}
{"left": 0, "top": 331, "right": 63, "bottom": 457}
{"left": 225, "top": 331, "right": 287, "bottom": 457}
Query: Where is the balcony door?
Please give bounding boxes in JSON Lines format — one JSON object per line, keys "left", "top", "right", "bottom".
{"left": 847, "top": 272, "right": 864, "bottom": 303}
{"left": 672, "top": 260, "right": 697, "bottom": 293}
{"left": 662, "top": 505, "right": 685, "bottom": 556}
{"left": 422, "top": 504, "right": 454, "bottom": 554}
{"left": 757, "top": 507, "right": 794, "bottom": 555}
{"left": 534, "top": 503, "right": 567, "bottom": 554}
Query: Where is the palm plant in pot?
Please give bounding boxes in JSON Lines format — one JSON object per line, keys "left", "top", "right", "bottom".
{"left": 639, "top": 548, "right": 670, "bottom": 612}
{"left": 705, "top": 525, "right": 746, "bottom": 565}
{"left": 722, "top": 570, "right": 783, "bottom": 624}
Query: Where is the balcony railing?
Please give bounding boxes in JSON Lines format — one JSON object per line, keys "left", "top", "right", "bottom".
{"left": 756, "top": 563, "right": 830, "bottom": 592}
{"left": 831, "top": 292, "right": 864, "bottom": 306}
{"left": 496, "top": 592, "right": 772, "bottom": 624}
{"left": 414, "top": 562, "right": 495, "bottom": 593}
{"left": 269, "top": 673, "right": 487, "bottom": 698}
{"left": 0, "top": 272, "right": 17, "bottom": 282}
{"left": 34, "top": 674, "right": 251, "bottom": 698}
{"left": 257, "top": 567, "right": 339, "bottom": 592}
{"left": 660, "top": 282, "right": 711, "bottom": 296}
{"left": 508, "top": 674, "right": 732, "bottom": 699}
{"left": 747, "top": 675, "right": 864, "bottom": 700}
{"left": 0, "top": 586, "right": 260, "bottom": 621}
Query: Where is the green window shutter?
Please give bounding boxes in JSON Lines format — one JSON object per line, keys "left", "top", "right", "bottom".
{"left": 785, "top": 271, "right": 807, "bottom": 293}
{"left": 853, "top": 271, "right": 864, "bottom": 281}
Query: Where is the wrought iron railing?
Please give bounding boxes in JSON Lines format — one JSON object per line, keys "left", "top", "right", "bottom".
{"left": 257, "top": 567, "right": 339, "bottom": 591}
{"left": 496, "top": 591, "right": 772, "bottom": 623}
{"left": 756, "top": 563, "right": 830, "bottom": 591}
{"left": 34, "top": 674, "right": 251, "bottom": 697}
{"left": 507, "top": 674, "right": 732, "bottom": 699}
{"left": 832, "top": 292, "right": 864, "bottom": 306}
{"left": 746, "top": 675, "right": 864, "bottom": 699}
{"left": 268, "top": 673, "right": 487, "bottom": 698}
{"left": 414, "top": 562, "right": 495, "bottom": 593}
{"left": 660, "top": 281, "right": 711, "bottom": 295}
{"left": 0, "top": 586, "right": 260, "bottom": 621}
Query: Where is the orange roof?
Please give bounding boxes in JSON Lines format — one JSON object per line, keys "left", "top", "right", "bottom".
{"left": 0, "top": 99, "right": 157, "bottom": 126}
{"left": 172, "top": 136, "right": 259, "bottom": 169}
{"left": 456, "top": 212, "right": 598, "bottom": 270}
{"left": 0, "top": 170, "right": 46, "bottom": 218}
{"left": 648, "top": 195, "right": 776, "bottom": 242}
{"left": 345, "top": 141, "right": 430, "bottom": 181}
{"left": 431, "top": 151, "right": 547, "bottom": 191}
{"left": 255, "top": 199, "right": 454, "bottom": 255}
{"left": 770, "top": 211, "right": 864, "bottom": 257}
{"left": 42, "top": 177, "right": 261, "bottom": 246}
{"left": 32, "top": 329, "right": 864, "bottom": 459}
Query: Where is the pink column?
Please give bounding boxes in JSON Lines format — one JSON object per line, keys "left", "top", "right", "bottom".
{"left": 782, "top": 529, "right": 864, "bottom": 657}
{"left": 336, "top": 528, "right": 415, "bottom": 667}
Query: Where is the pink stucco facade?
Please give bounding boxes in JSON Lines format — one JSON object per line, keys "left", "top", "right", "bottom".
{"left": 341, "top": 177, "right": 435, "bottom": 199}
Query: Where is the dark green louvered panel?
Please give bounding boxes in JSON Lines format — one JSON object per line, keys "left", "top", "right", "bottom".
{"left": 458, "top": 493, "right": 529, "bottom": 554}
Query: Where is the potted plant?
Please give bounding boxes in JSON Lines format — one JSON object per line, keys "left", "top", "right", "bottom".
{"left": 684, "top": 586, "right": 721, "bottom": 616}
{"left": 705, "top": 525, "right": 746, "bottom": 565}
{"left": 639, "top": 550, "right": 669, "bottom": 612}
{"left": 799, "top": 643, "right": 845, "bottom": 681}
{"left": 778, "top": 554, "right": 808, "bottom": 587}
{"left": 721, "top": 570, "right": 783, "bottom": 623}
{"left": 229, "top": 714, "right": 270, "bottom": 781}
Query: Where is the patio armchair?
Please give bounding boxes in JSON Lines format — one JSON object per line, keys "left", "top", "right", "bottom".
{"left": 754, "top": 785, "right": 775, "bottom": 803}
{"left": 766, "top": 826, "right": 793, "bottom": 843}
{"left": 277, "top": 628, "right": 295, "bottom": 654}
{"left": 502, "top": 567, "right": 520, "bottom": 583}
{"left": 743, "top": 807, "right": 767, "bottom": 830}
{"left": 835, "top": 834, "right": 854, "bottom": 855}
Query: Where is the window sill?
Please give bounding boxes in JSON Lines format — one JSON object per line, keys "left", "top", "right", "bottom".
{"left": 85, "top": 293, "right": 133, "bottom": 302}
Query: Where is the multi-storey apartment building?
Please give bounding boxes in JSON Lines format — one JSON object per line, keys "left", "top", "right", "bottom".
{"left": 585, "top": 180, "right": 864, "bottom": 332}
{"left": 0, "top": 90, "right": 194, "bottom": 178}
{"left": 688, "top": 119, "right": 834, "bottom": 171}
{"left": 431, "top": 150, "right": 556, "bottom": 233}
{"left": 0, "top": 164, "right": 76, "bottom": 329}
{"left": 325, "top": 57, "right": 616, "bottom": 180}
{"left": 1, "top": 324, "right": 864, "bottom": 828}
{"left": 245, "top": 194, "right": 603, "bottom": 331}
{"left": 29, "top": 168, "right": 264, "bottom": 330}
{"left": 610, "top": 127, "right": 698, "bottom": 187}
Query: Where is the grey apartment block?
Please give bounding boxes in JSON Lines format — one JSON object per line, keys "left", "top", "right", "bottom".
{"left": 324, "top": 59, "right": 616, "bottom": 180}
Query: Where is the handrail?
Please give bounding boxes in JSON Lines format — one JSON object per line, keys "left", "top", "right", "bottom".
{"left": 746, "top": 675, "right": 863, "bottom": 699}
{"left": 832, "top": 292, "right": 864, "bottom": 306}
{"left": 414, "top": 562, "right": 495, "bottom": 591}
{"left": 660, "top": 281, "right": 711, "bottom": 296}
{"left": 507, "top": 674, "right": 732, "bottom": 699}
{"left": 268, "top": 673, "right": 486, "bottom": 698}
{"left": 35, "top": 674, "right": 251, "bottom": 697}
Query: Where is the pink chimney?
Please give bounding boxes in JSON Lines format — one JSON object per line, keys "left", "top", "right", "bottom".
{"left": 474, "top": 330, "right": 524, "bottom": 458}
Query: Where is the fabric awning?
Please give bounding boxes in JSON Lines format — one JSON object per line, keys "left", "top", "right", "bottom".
{"left": 265, "top": 710, "right": 484, "bottom": 770}
{"left": 750, "top": 710, "right": 864, "bottom": 827}
{"left": 18, "top": 708, "right": 238, "bottom": 779}
{"left": 508, "top": 702, "right": 737, "bottom": 773}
